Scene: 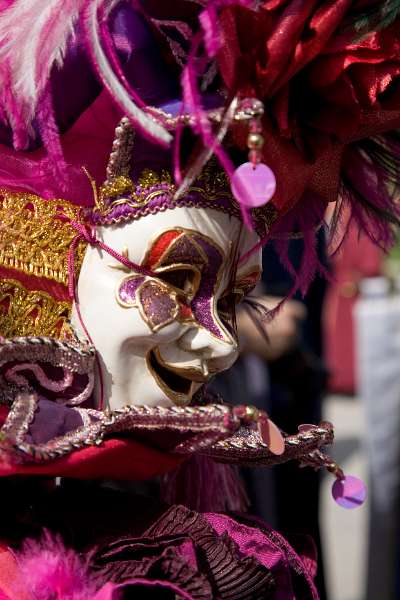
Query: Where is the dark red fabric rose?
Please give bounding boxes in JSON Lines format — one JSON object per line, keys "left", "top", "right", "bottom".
{"left": 218, "top": 2, "right": 400, "bottom": 217}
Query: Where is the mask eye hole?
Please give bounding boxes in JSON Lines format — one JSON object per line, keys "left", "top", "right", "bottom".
{"left": 217, "top": 289, "right": 244, "bottom": 322}
{"left": 156, "top": 266, "right": 200, "bottom": 299}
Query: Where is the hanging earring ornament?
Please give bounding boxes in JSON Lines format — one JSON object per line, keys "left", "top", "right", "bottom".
{"left": 329, "top": 463, "right": 367, "bottom": 510}
{"left": 298, "top": 424, "right": 367, "bottom": 509}
{"left": 231, "top": 98, "right": 277, "bottom": 209}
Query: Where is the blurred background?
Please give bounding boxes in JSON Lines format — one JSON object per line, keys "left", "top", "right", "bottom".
{"left": 322, "top": 220, "right": 400, "bottom": 600}
{"left": 213, "top": 213, "right": 400, "bottom": 600}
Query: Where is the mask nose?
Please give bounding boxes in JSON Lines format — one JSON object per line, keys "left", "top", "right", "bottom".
{"left": 178, "top": 326, "right": 238, "bottom": 372}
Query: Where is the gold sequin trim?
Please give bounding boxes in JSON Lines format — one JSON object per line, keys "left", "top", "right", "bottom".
{"left": 0, "top": 278, "right": 72, "bottom": 338}
{"left": 0, "top": 189, "right": 87, "bottom": 286}
{"left": 96, "top": 162, "right": 234, "bottom": 218}
{"left": 98, "top": 170, "right": 175, "bottom": 215}
{"left": 95, "top": 163, "right": 276, "bottom": 236}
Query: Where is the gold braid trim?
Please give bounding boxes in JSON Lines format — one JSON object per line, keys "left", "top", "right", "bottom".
{"left": 0, "top": 278, "right": 72, "bottom": 339}
{"left": 0, "top": 189, "right": 87, "bottom": 286}
{"left": 96, "top": 165, "right": 235, "bottom": 217}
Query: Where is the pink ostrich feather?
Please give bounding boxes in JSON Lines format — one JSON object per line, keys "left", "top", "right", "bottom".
{"left": 0, "top": 0, "right": 87, "bottom": 147}
{"left": 0, "top": 0, "right": 172, "bottom": 150}
{"left": 17, "top": 533, "right": 97, "bottom": 600}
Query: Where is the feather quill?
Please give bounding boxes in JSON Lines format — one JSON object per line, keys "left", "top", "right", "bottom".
{"left": 82, "top": 0, "right": 172, "bottom": 146}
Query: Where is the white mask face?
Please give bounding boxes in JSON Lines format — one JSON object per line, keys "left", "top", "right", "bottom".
{"left": 71, "top": 207, "right": 261, "bottom": 410}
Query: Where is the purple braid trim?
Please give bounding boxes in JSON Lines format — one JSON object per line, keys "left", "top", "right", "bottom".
{"left": 88, "top": 188, "right": 273, "bottom": 237}
{"left": 5, "top": 363, "right": 74, "bottom": 393}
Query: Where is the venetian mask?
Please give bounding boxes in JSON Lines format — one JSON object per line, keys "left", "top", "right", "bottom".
{"left": 71, "top": 206, "right": 261, "bottom": 410}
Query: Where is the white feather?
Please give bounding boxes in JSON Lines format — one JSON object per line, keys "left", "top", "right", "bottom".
{"left": 0, "top": 0, "right": 86, "bottom": 123}
{"left": 84, "top": 0, "right": 172, "bottom": 146}
{"left": 0, "top": 0, "right": 172, "bottom": 147}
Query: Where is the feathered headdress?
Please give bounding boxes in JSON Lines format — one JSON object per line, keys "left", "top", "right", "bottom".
{"left": 0, "top": 0, "right": 399, "bottom": 295}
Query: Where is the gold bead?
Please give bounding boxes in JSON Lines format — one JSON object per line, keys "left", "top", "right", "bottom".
{"left": 245, "top": 405, "right": 259, "bottom": 420}
{"left": 247, "top": 133, "right": 264, "bottom": 149}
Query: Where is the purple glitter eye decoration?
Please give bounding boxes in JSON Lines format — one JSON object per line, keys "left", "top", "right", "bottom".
{"left": 159, "top": 235, "right": 206, "bottom": 269}
{"left": 116, "top": 275, "right": 145, "bottom": 307}
{"left": 137, "top": 279, "right": 179, "bottom": 332}
{"left": 115, "top": 230, "right": 234, "bottom": 340}
{"left": 151, "top": 230, "right": 228, "bottom": 340}
{"left": 116, "top": 274, "right": 180, "bottom": 332}
{"left": 189, "top": 234, "right": 226, "bottom": 341}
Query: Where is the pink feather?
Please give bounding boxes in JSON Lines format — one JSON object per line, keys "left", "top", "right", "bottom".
{"left": 0, "top": 0, "right": 171, "bottom": 150}
{"left": 0, "top": 0, "right": 87, "bottom": 147}
{"left": 17, "top": 533, "right": 96, "bottom": 600}
{"left": 182, "top": 53, "right": 254, "bottom": 229}
{"left": 199, "top": 5, "right": 221, "bottom": 58}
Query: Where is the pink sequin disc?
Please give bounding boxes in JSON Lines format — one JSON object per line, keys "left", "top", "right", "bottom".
{"left": 331, "top": 475, "right": 367, "bottom": 509}
{"left": 258, "top": 418, "right": 285, "bottom": 455}
{"left": 231, "top": 162, "right": 276, "bottom": 208}
{"left": 298, "top": 424, "right": 315, "bottom": 432}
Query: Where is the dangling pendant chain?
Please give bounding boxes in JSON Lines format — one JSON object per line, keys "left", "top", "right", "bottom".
{"left": 230, "top": 98, "right": 277, "bottom": 210}
{"left": 301, "top": 444, "right": 367, "bottom": 510}
{"left": 247, "top": 113, "right": 264, "bottom": 169}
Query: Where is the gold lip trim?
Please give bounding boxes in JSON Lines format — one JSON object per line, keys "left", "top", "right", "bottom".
{"left": 153, "top": 347, "right": 212, "bottom": 383}
{"left": 146, "top": 348, "right": 205, "bottom": 407}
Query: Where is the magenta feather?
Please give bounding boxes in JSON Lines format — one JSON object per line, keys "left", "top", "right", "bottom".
{"left": 0, "top": 0, "right": 171, "bottom": 150}
{"left": 0, "top": 0, "right": 87, "bottom": 148}
{"left": 161, "top": 454, "right": 249, "bottom": 512}
{"left": 181, "top": 33, "right": 254, "bottom": 229}
{"left": 17, "top": 533, "right": 96, "bottom": 600}
{"left": 199, "top": 5, "right": 221, "bottom": 58}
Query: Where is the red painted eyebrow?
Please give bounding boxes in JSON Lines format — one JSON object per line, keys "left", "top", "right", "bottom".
{"left": 143, "top": 230, "right": 181, "bottom": 269}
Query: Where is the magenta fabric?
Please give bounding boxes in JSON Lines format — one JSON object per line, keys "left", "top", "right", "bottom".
{"left": 0, "top": 92, "right": 120, "bottom": 204}
{"left": 205, "top": 512, "right": 319, "bottom": 600}
{"left": 0, "top": 437, "right": 183, "bottom": 481}
{"left": 94, "top": 579, "right": 201, "bottom": 600}
{"left": 0, "top": 497, "right": 318, "bottom": 599}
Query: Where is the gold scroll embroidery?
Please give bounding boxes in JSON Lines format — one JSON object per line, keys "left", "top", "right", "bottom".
{"left": 0, "top": 189, "right": 87, "bottom": 286}
{"left": 96, "top": 163, "right": 276, "bottom": 235}
{"left": 95, "top": 161, "right": 234, "bottom": 218}
{"left": 0, "top": 279, "right": 72, "bottom": 338}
